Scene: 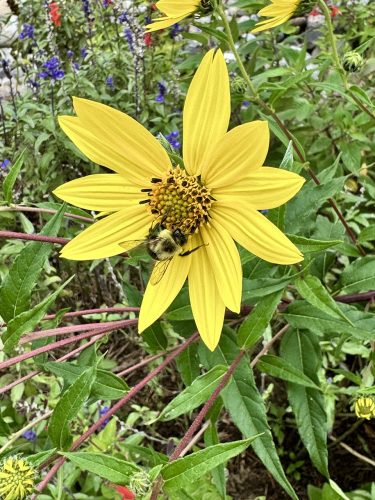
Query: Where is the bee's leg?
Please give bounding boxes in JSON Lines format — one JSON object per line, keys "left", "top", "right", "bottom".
{"left": 180, "top": 244, "right": 207, "bottom": 257}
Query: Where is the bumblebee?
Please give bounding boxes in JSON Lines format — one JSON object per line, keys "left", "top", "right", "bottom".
{"left": 146, "top": 219, "right": 204, "bottom": 285}
{"left": 122, "top": 216, "right": 204, "bottom": 285}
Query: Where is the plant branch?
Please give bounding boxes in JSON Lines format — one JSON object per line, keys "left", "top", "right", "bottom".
{"left": 0, "top": 205, "right": 93, "bottom": 223}
{"left": 217, "top": 5, "right": 366, "bottom": 255}
{"left": 33, "top": 332, "right": 200, "bottom": 496}
{"left": 0, "top": 230, "right": 68, "bottom": 245}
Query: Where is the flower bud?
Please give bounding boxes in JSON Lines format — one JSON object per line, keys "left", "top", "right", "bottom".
{"left": 342, "top": 51, "right": 364, "bottom": 73}
{"left": 231, "top": 76, "right": 247, "bottom": 95}
{"left": 129, "top": 470, "right": 152, "bottom": 496}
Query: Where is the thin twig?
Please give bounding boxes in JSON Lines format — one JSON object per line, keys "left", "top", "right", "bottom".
{"left": 33, "top": 333, "right": 200, "bottom": 496}
{"left": 0, "top": 230, "right": 68, "bottom": 245}
{"left": 250, "top": 324, "right": 289, "bottom": 368}
{"left": 0, "top": 205, "right": 93, "bottom": 223}
{"left": 329, "top": 435, "right": 375, "bottom": 467}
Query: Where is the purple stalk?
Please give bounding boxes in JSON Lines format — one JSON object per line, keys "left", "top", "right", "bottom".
{"left": 0, "top": 230, "right": 68, "bottom": 245}
{"left": 33, "top": 333, "right": 200, "bottom": 496}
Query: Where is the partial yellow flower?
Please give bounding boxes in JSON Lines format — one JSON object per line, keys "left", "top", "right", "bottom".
{"left": 354, "top": 396, "right": 375, "bottom": 420}
{"left": 252, "top": 0, "right": 301, "bottom": 33}
{"left": 145, "top": 0, "right": 211, "bottom": 32}
{"left": 54, "top": 49, "right": 304, "bottom": 351}
{"left": 0, "top": 457, "right": 35, "bottom": 500}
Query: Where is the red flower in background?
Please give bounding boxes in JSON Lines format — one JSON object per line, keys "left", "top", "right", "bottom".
{"left": 144, "top": 32, "right": 152, "bottom": 47}
{"left": 330, "top": 5, "right": 341, "bottom": 17}
{"left": 49, "top": 2, "right": 61, "bottom": 27}
{"left": 115, "top": 485, "right": 135, "bottom": 500}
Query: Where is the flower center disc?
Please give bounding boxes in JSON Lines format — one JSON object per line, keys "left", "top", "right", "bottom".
{"left": 147, "top": 167, "right": 212, "bottom": 234}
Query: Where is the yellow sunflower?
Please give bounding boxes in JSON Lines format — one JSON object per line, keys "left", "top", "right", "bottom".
{"left": 54, "top": 49, "right": 304, "bottom": 351}
{"left": 145, "top": 0, "right": 209, "bottom": 32}
{"left": 252, "top": 0, "right": 301, "bottom": 33}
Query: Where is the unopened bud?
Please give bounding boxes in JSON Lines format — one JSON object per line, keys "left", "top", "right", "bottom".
{"left": 231, "top": 76, "right": 247, "bottom": 95}
{"left": 342, "top": 51, "right": 364, "bottom": 72}
{"left": 129, "top": 470, "right": 152, "bottom": 496}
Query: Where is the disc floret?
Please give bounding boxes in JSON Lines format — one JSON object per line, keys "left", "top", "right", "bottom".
{"left": 145, "top": 167, "right": 213, "bottom": 234}
{"left": 0, "top": 456, "right": 36, "bottom": 500}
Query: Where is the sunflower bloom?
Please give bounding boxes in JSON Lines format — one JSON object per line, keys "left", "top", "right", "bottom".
{"left": 54, "top": 49, "right": 304, "bottom": 351}
{"left": 145, "top": 0, "right": 211, "bottom": 32}
{"left": 252, "top": 0, "right": 301, "bottom": 33}
{"left": 0, "top": 457, "right": 35, "bottom": 500}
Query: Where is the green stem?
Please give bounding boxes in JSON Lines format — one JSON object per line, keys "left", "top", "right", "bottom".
{"left": 318, "top": 0, "right": 375, "bottom": 121}
{"left": 217, "top": 4, "right": 365, "bottom": 254}
{"left": 317, "top": 0, "right": 343, "bottom": 75}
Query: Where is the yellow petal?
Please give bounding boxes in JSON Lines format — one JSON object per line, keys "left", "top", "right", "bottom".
{"left": 188, "top": 233, "right": 226, "bottom": 351}
{"left": 202, "top": 121, "right": 270, "bottom": 188}
{"left": 252, "top": 13, "right": 294, "bottom": 33}
{"left": 212, "top": 202, "right": 303, "bottom": 264}
{"left": 60, "top": 206, "right": 152, "bottom": 260}
{"left": 155, "top": 0, "right": 200, "bottom": 16}
{"left": 199, "top": 220, "right": 242, "bottom": 313}
{"left": 138, "top": 253, "right": 191, "bottom": 332}
{"left": 213, "top": 167, "right": 305, "bottom": 209}
{"left": 53, "top": 174, "right": 144, "bottom": 211}
{"left": 59, "top": 97, "right": 171, "bottom": 185}
{"left": 183, "top": 49, "right": 230, "bottom": 176}
{"left": 145, "top": 13, "right": 190, "bottom": 32}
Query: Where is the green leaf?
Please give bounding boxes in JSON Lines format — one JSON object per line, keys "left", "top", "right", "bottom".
{"left": 158, "top": 366, "right": 227, "bottom": 421}
{"left": 3, "top": 149, "right": 26, "bottom": 204}
{"left": 175, "top": 343, "right": 200, "bottom": 386}
{"left": 49, "top": 367, "right": 96, "bottom": 450}
{"left": 295, "top": 275, "right": 354, "bottom": 326}
{"left": 162, "top": 437, "right": 260, "bottom": 492}
{"left": 0, "top": 205, "right": 65, "bottom": 322}
{"left": 238, "top": 290, "right": 283, "bottom": 349}
{"left": 3, "top": 277, "right": 73, "bottom": 353}
{"left": 336, "top": 256, "right": 375, "bottom": 294}
{"left": 204, "top": 420, "right": 226, "bottom": 498}
{"left": 280, "top": 330, "right": 329, "bottom": 477}
{"left": 358, "top": 226, "right": 375, "bottom": 244}
{"left": 199, "top": 329, "right": 298, "bottom": 499}
{"left": 61, "top": 452, "right": 140, "bottom": 484}
{"left": 283, "top": 301, "right": 375, "bottom": 341}
{"left": 280, "top": 140, "right": 294, "bottom": 170}
{"left": 256, "top": 355, "right": 320, "bottom": 389}
{"left": 27, "top": 449, "right": 57, "bottom": 467}
{"left": 0, "top": 414, "right": 11, "bottom": 437}
{"left": 44, "top": 362, "right": 128, "bottom": 400}
{"left": 287, "top": 235, "right": 342, "bottom": 253}
{"left": 143, "top": 322, "right": 168, "bottom": 350}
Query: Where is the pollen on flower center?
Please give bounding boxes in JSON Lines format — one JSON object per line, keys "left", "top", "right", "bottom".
{"left": 0, "top": 457, "right": 35, "bottom": 500}
{"left": 142, "top": 167, "right": 213, "bottom": 234}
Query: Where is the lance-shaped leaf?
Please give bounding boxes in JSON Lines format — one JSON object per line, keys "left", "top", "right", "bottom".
{"left": 199, "top": 328, "right": 298, "bottom": 499}
{"left": 161, "top": 437, "right": 261, "bottom": 492}
{"left": 336, "top": 256, "right": 375, "bottom": 294}
{"left": 238, "top": 290, "right": 283, "bottom": 349}
{"left": 61, "top": 452, "right": 141, "bottom": 484}
{"left": 0, "top": 205, "right": 65, "bottom": 322}
{"left": 49, "top": 366, "right": 96, "bottom": 450}
{"left": 3, "top": 276, "right": 74, "bottom": 353}
{"left": 3, "top": 149, "right": 26, "bottom": 204}
{"left": 295, "top": 275, "right": 353, "bottom": 326}
{"left": 287, "top": 235, "right": 342, "bottom": 253}
{"left": 158, "top": 365, "right": 227, "bottom": 421}
{"left": 256, "top": 355, "right": 320, "bottom": 389}
{"left": 280, "top": 329, "right": 329, "bottom": 477}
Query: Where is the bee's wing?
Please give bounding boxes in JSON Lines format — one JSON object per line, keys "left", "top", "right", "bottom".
{"left": 150, "top": 259, "right": 172, "bottom": 286}
{"left": 118, "top": 239, "right": 145, "bottom": 252}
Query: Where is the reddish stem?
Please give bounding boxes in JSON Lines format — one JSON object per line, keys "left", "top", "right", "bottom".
{"left": 0, "top": 230, "right": 68, "bottom": 245}
{"left": 0, "top": 320, "right": 136, "bottom": 372}
{"left": 20, "top": 318, "right": 137, "bottom": 344}
{"left": 335, "top": 290, "right": 375, "bottom": 303}
{"left": 0, "top": 332, "right": 108, "bottom": 395}
{"left": 33, "top": 333, "right": 200, "bottom": 495}
{"left": 0, "top": 205, "right": 93, "bottom": 223}
{"left": 43, "top": 306, "right": 140, "bottom": 321}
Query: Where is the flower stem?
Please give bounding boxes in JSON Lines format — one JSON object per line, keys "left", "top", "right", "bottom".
{"left": 33, "top": 333, "right": 200, "bottom": 497}
{"left": 217, "top": 4, "right": 365, "bottom": 255}
{"left": 0, "top": 230, "right": 68, "bottom": 245}
{"left": 0, "top": 205, "right": 93, "bottom": 223}
{"left": 317, "top": 0, "right": 375, "bottom": 121}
